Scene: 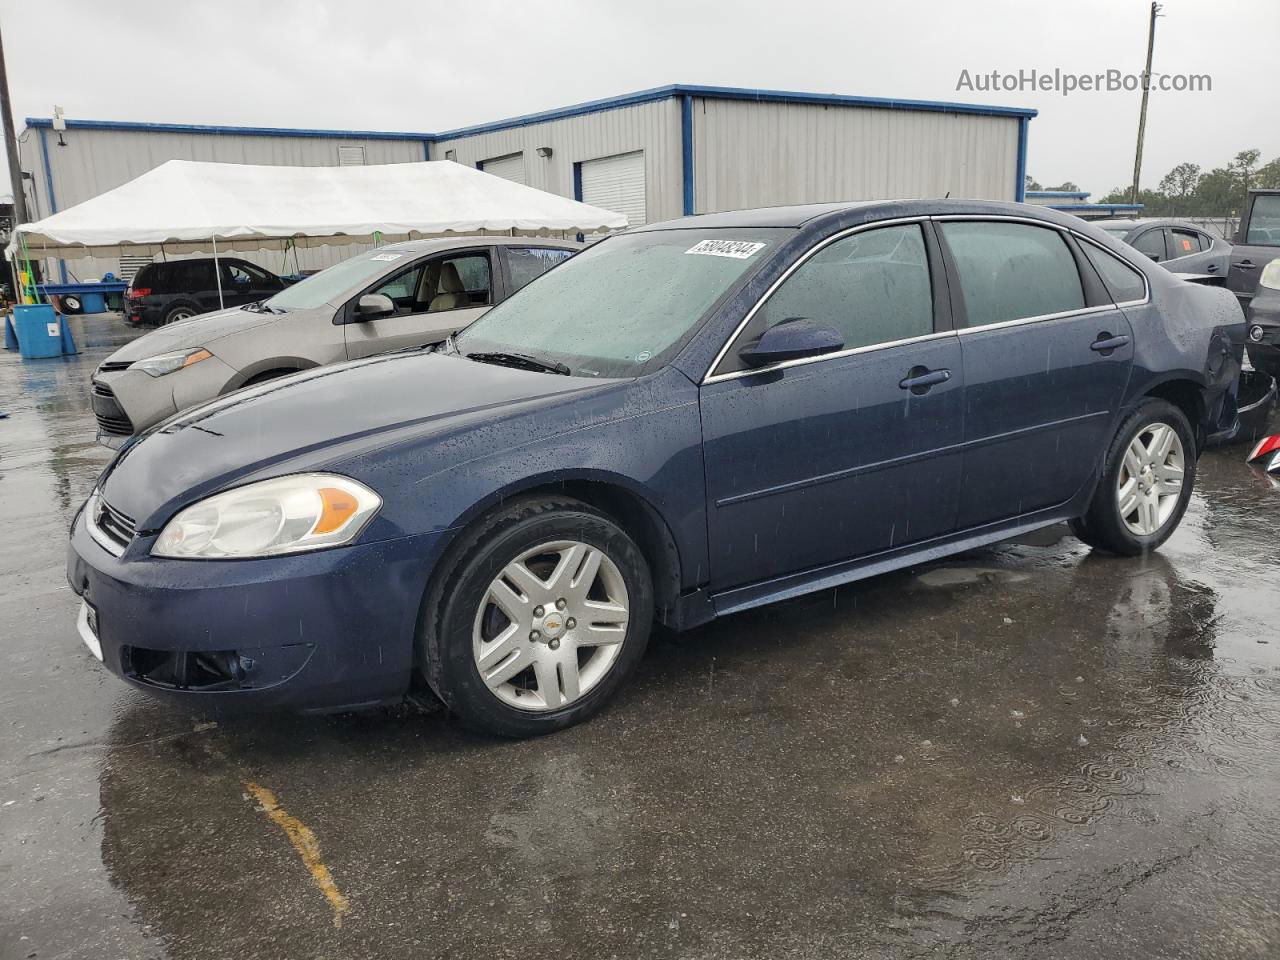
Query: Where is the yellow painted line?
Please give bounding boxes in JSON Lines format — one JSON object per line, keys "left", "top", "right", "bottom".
{"left": 244, "top": 782, "right": 351, "bottom": 928}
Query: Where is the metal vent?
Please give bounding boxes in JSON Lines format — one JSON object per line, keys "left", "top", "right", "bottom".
{"left": 337, "top": 145, "right": 365, "bottom": 166}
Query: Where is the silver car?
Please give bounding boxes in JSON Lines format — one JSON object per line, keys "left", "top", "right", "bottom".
{"left": 90, "top": 237, "right": 580, "bottom": 445}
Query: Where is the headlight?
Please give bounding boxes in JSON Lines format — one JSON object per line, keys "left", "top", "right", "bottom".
{"left": 1261, "top": 259, "right": 1280, "bottom": 291}
{"left": 152, "top": 474, "right": 381, "bottom": 559}
{"left": 133, "top": 347, "right": 212, "bottom": 378}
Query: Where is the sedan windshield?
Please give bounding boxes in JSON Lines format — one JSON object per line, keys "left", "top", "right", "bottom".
{"left": 454, "top": 228, "right": 786, "bottom": 378}
{"left": 264, "top": 250, "right": 410, "bottom": 311}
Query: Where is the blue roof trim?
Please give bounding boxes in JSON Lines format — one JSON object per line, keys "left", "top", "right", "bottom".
{"left": 25, "top": 117, "right": 433, "bottom": 142}
{"left": 26, "top": 84, "right": 1037, "bottom": 149}
{"left": 433, "top": 84, "right": 1036, "bottom": 142}
{"left": 1028, "top": 190, "right": 1090, "bottom": 198}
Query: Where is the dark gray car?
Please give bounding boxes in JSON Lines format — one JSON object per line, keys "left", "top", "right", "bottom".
{"left": 1227, "top": 189, "right": 1280, "bottom": 306}
{"left": 90, "top": 237, "right": 580, "bottom": 445}
{"left": 1094, "top": 217, "right": 1232, "bottom": 280}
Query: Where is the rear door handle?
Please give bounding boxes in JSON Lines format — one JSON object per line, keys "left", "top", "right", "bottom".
{"left": 899, "top": 366, "right": 951, "bottom": 394}
{"left": 1236, "top": 260, "right": 1256, "bottom": 270}
{"left": 1206, "top": 263, "right": 1219, "bottom": 273}
{"left": 1091, "top": 333, "right": 1131, "bottom": 355}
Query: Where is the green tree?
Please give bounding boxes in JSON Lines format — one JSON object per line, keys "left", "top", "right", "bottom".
{"left": 1256, "top": 156, "right": 1280, "bottom": 190}
{"left": 1157, "top": 162, "right": 1201, "bottom": 214}
{"left": 1025, "top": 175, "right": 1043, "bottom": 192}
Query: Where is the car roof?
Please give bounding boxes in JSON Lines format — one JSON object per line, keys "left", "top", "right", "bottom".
{"left": 636, "top": 198, "right": 1100, "bottom": 232}
{"left": 1091, "top": 217, "right": 1213, "bottom": 232}
{"left": 379, "top": 235, "right": 583, "bottom": 253}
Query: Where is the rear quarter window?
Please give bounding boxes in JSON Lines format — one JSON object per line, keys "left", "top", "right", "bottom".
{"left": 1080, "top": 241, "right": 1147, "bottom": 304}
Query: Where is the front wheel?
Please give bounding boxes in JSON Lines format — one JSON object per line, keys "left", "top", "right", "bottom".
{"left": 1070, "top": 398, "right": 1196, "bottom": 555}
{"left": 420, "top": 496, "right": 653, "bottom": 737}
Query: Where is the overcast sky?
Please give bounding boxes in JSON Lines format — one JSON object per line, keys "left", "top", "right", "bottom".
{"left": 5, "top": 0, "right": 1277, "bottom": 200}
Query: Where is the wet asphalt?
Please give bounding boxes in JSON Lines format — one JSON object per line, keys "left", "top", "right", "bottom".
{"left": 2, "top": 312, "right": 1279, "bottom": 960}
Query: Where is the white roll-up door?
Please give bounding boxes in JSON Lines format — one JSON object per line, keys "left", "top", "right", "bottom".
{"left": 579, "top": 151, "right": 646, "bottom": 228}
{"left": 481, "top": 153, "right": 526, "bottom": 185}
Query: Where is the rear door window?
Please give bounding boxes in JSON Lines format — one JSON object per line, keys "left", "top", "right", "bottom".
{"left": 506, "top": 247, "right": 574, "bottom": 293}
{"left": 939, "top": 221, "right": 1085, "bottom": 326}
{"left": 1131, "top": 229, "right": 1168, "bottom": 262}
{"left": 1169, "top": 229, "right": 1202, "bottom": 258}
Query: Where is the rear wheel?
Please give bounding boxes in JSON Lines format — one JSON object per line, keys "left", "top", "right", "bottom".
{"left": 420, "top": 496, "right": 653, "bottom": 737}
{"left": 1070, "top": 398, "right": 1195, "bottom": 555}
{"left": 162, "top": 304, "right": 197, "bottom": 325}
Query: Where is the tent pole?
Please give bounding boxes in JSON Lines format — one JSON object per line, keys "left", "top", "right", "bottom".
{"left": 212, "top": 235, "right": 224, "bottom": 310}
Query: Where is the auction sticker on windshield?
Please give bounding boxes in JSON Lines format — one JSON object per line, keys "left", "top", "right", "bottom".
{"left": 685, "top": 239, "right": 766, "bottom": 259}
{"left": 370, "top": 253, "right": 404, "bottom": 262}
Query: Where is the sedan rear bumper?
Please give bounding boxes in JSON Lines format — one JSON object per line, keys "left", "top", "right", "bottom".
{"left": 66, "top": 509, "right": 444, "bottom": 711}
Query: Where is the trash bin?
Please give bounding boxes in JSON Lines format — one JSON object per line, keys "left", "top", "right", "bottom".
{"left": 79, "top": 291, "right": 107, "bottom": 313}
{"left": 12, "top": 304, "right": 68, "bottom": 359}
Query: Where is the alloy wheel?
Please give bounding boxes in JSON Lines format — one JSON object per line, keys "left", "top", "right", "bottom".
{"left": 1117, "top": 421, "right": 1185, "bottom": 537}
{"left": 472, "top": 540, "right": 629, "bottom": 711}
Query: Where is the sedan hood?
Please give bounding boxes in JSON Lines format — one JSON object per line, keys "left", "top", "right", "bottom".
{"left": 99, "top": 351, "right": 618, "bottom": 527}
{"left": 103, "top": 306, "right": 281, "bottom": 363}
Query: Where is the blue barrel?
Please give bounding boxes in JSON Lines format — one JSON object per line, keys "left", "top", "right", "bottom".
{"left": 80, "top": 292, "right": 107, "bottom": 313}
{"left": 12, "top": 304, "right": 67, "bottom": 359}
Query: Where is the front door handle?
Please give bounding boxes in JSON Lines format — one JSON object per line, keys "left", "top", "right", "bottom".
{"left": 1206, "top": 263, "right": 1219, "bottom": 273}
{"left": 899, "top": 366, "right": 951, "bottom": 395}
{"left": 1236, "top": 260, "right": 1256, "bottom": 270}
{"left": 1091, "top": 333, "right": 1131, "bottom": 355}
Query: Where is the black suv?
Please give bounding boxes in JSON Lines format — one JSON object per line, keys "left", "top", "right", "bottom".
{"left": 125, "top": 258, "right": 288, "bottom": 326}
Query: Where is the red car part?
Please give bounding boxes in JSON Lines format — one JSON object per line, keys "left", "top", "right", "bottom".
{"left": 1247, "top": 434, "right": 1280, "bottom": 473}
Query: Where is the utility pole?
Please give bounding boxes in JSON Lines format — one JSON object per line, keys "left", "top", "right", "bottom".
{"left": 1129, "top": 2, "right": 1162, "bottom": 204}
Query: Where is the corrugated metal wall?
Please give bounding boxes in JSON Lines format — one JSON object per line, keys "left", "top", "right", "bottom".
{"left": 433, "top": 99, "right": 684, "bottom": 225}
{"left": 691, "top": 98, "right": 1020, "bottom": 212}
{"left": 18, "top": 127, "right": 428, "bottom": 280}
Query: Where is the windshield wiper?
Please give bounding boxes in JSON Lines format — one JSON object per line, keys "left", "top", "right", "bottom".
{"left": 241, "top": 300, "right": 283, "bottom": 314}
{"left": 465, "top": 351, "right": 571, "bottom": 376}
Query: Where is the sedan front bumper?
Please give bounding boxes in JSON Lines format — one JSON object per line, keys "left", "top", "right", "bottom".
{"left": 66, "top": 509, "right": 445, "bottom": 711}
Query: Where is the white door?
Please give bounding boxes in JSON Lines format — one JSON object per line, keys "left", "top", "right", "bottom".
{"left": 580, "top": 151, "right": 646, "bottom": 228}
{"left": 481, "top": 153, "right": 526, "bottom": 185}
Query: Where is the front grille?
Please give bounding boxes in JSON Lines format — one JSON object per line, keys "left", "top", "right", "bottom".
{"left": 94, "top": 496, "right": 137, "bottom": 548}
{"left": 90, "top": 381, "right": 135, "bottom": 436}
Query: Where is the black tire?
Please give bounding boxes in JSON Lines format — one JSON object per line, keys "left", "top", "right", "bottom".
{"left": 162, "top": 303, "right": 199, "bottom": 325}
{"left": 1070, "top": 398, "right": 1196, "bottom": 556}
{"left": 241, "top": 368, "right": 296, "bottom": 388}
{"left": 62, "top": 295, "right": 83, "bottom": 314}
{"left": 419, "top": 495, "right": 653, "bottom": 738}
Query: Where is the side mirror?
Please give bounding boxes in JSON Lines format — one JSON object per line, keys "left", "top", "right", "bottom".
{"left": 356, "top": 293, "right": 395, "bottom": 319}
{"left": 738, "top": 318, "right": 844, "bottom": 369}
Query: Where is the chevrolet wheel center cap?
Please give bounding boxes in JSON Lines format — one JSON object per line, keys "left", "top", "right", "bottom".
{"left": 540, "top": 613, "right": 566, "bottom": 639}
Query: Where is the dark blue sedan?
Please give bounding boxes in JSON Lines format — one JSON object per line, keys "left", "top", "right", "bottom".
{"left": 67, "top": 200, "right": 1246, "bottom": 736}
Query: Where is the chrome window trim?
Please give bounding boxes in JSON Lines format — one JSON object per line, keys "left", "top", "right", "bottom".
{"left": 702, "top": 217, "right": 932, "bottom": 385}
{"left": 84, "top": 490, "right": 126, "bottom": 558}
{"left": 702, "top": 213, "right": 1152, "bottom": 386}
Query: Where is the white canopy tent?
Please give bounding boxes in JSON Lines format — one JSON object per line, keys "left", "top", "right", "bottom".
{"left": 8, "top": 158, "right": 628, "bottom": 260}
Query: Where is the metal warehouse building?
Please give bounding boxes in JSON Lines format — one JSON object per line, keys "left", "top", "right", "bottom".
{"left": 20, "top": 84, "right": 1035, "bottom": 281}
